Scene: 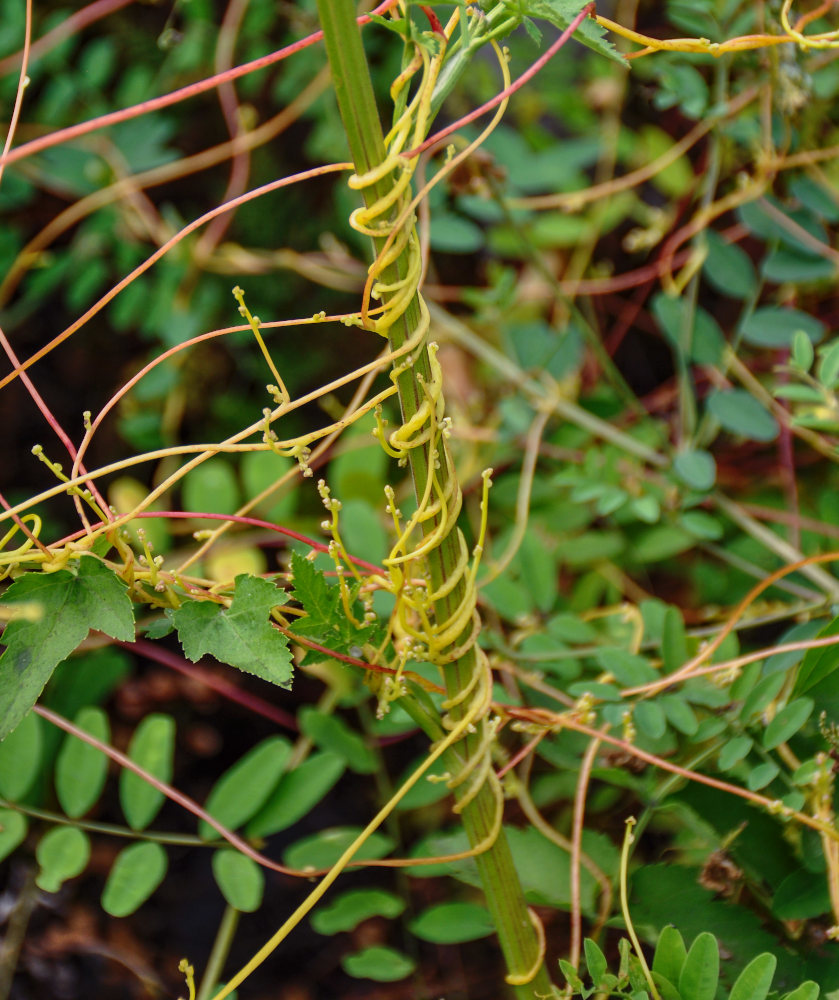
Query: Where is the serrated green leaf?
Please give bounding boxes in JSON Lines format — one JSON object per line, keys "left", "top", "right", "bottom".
{"left": 653, "top": 925, "right": 687, "bottom": 985}
{"left": 409, "top": 902, "right": 494, "bottom": 944}
{"left": 523, "top": 0, "right": 623, "bottom": 63}
{"left": 55, "top": 707, "right": 110, "bottom": 818}
{"left": 706, "top": 389, "right": 779, "bottom": 442}
{"left": 341, "top": 945, "right": 415, "bottom": 982}
{"left": 0, "top": 711, "right": 42, "bottom": 801}
{"left": 199, "top": 736, "right": 291, "bottom": 839}
{"left": 246, "top": 751, "right": 345, "bottom": 838}
{"left": 36, "top": 826, "right": 91, "bottom": 892}
{"left": 763, "top": 697, "right": 814, "bottom": 749}
{"left": 299, "top": 707, "right": 377, "bottom": 774}
{"left": 0, "top": 557, "right": 134, "bottom": 740}
{"left": 559, "top": 958, "right": 584, "bottom": 991}
{"left": 212, "top": 850, "right": 264, "bottom": 912}
{"left": 729, "top": 952, "right": 776, "bottom": 1000}
{"left": 678, "top": 932, "right": 718, "bottom": 1000}
{"left": 290, "top": 551, "right": 378, "bottom": 657}
{"left": 101, "top": 842, "right": 167, "bottom": 916}
{"left": 311, "top": 888, "right": 405, "bottom": 935}
{"left": 0, "top": 809, "right": 27, "bottom": 863}
{"left": 171, "top": 574, "right": 292, "bottom": 688}
{"left": 120, "top": 713, "right": 175, "bottom": 831}
{"left": 584, "top": 938, "right": 608, "bottom": 985}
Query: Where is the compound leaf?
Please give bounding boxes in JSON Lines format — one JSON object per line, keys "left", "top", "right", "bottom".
{"left": 170, "top": 574, "right": 292, "bottom": 688}
{"left": 523, "top": 0, "right": 623, "bottom": 63}
{"left": 289, "top": 552, "right": 380, "bottom": 657}
{"left": 0, "top": 556, "right": 134, "bottom": 740}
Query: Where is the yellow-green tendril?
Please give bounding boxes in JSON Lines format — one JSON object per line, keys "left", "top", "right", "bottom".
{"left": 0, "top": 514, "right": 41, "bottom": 578}
{"left": 317, "top": 479, "right": 364, "bottom": 629}
{"left": 505, "top": 909, "right": 546, "bottom": 986}
{"left": 620, "top": 818, "right": 661, "bottom": 1000}
{"left": 30, "top": 444, "right": 109, "bottom": 524}
{"left": 335, "top": 7, "right": 515, "bottom": 843}
{"left": 178, "top": 959, "right": 196, "bottom": 1000}
{"left": 232, "top": 285, "right": 290, "bottom": 405}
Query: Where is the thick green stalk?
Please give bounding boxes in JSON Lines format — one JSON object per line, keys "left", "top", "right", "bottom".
{"left": 314, "top": 3, "right": 552, "bottom": 996}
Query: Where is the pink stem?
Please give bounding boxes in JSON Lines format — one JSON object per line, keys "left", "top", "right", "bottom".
{"left": 0, "top": 162, "right": 351, "bottom": 392}
{"left": 54, "top": 509, "right": 384, "bottom": 574}
{"left": 125, "top": 637, "right": 298, "bottom": 730}
{"left": 194, "top": 0, "right": 252, "bottom": 258}
{"left": 34, "top": 702, "right": 302, "bottom": 874}
{"left": 0, "top": 323, "right": 110, "bottom": 517}
{"left": 0, "top": 0, "right": 136, "bottom": 77}
{"left": 404, "top": 4, "right": 595, "bottom": 159}
{"left": 0, "top": 0, "right": 400, "bottom": 168}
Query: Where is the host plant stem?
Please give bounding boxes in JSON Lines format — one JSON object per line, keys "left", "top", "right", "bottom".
{"left": 314, "top": 2, "right": 553, "bottom": 995}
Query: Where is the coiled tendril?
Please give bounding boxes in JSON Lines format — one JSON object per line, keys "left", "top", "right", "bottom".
{"left": 319, "top": 6, "right": 544, "bottom": 982}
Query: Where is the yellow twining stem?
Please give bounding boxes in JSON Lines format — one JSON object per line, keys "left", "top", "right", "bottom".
{"left": 209, "top": 663, "right": 497, "bottom": 1000}
{"left": 596, "top": 0, "right": 839, "bottom": 57}
{"left": 208, "top": 11, "right": 539, "bottom": 998}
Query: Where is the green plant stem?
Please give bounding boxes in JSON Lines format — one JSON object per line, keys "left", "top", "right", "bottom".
{"left": 0, "top": 797, "right": 206, "bottom": 846}
{"left": 196, "top": 905, "right": 240, "bottom": 1000}
{"left": 314, "top": 3, "right": 552, "bottom": 995}
{"left": 0, "top": 866, "right": 38, "bottom": 1000}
